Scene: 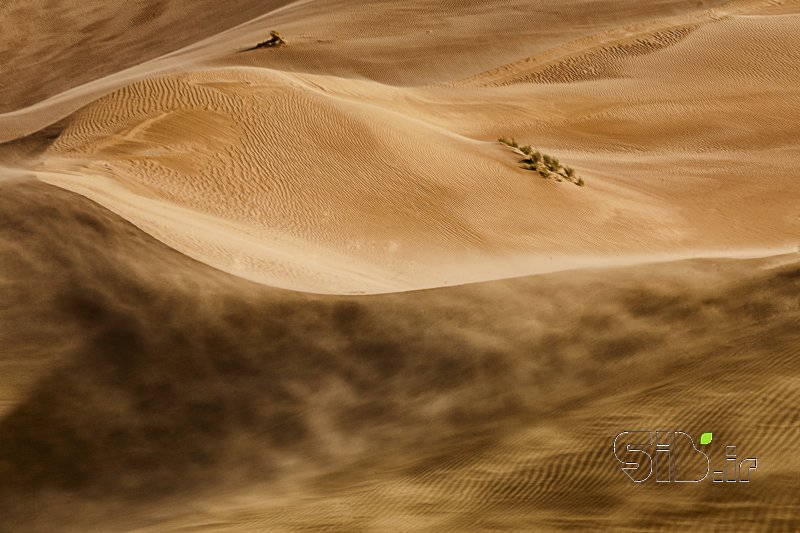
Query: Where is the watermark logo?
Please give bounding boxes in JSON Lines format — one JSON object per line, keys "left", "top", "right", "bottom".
{"left": 612, "top": 431, "right": 757, "bottom": 483}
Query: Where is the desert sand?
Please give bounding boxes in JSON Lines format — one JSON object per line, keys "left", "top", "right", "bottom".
{"left": 0, "top": 0, "right": 799, "bottom": 531}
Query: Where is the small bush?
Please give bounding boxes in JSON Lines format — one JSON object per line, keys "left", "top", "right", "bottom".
{"left": 543, "top": 155, "right": 561, "bottom": 172}
{"left": 254, "top": 30, "right": 287, "bottom": 49}
{"left": 498, "top": 136, "right": 583, "bottom": 186}
{"left": 498, "top": 137, "right": 520, "bottom": 149}
{"left": 523, "top": 152, "right": 542, "bottom": 169}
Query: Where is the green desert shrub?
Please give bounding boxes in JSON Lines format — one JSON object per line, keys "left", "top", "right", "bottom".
{"left": 522, "top": 151, "right": 542, "bottom": 166}
{"left": 499, "top": 136, "right": 583, "bottom": 186}
{"left": 499, "top": 137, "right": 520, "bottom": 148}
{"left": 543, "top": 155, "right": 560, "bottom": 171}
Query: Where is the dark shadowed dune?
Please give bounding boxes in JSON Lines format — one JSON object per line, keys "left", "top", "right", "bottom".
{"left": 0, "top": 180, "right": 797, "bottom": 531}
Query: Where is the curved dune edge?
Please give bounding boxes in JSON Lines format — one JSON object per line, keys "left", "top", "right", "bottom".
{"left": 29, "top": 57, "right": 798, "bottom": 293}
{"left": 0, "top": 1, "right": 800, "bottom": 292}
{"left": 5, "top": 0, "right": 800, "bottom": 294}
{"left": 34, "top": 164, "right": 797, "bottom": 294}
{"left": 26, "top": 67, "right": 641, "bottom": 294}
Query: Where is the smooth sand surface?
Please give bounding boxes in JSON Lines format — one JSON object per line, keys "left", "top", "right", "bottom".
{"left": 1, "top": 0, "right": 799, "bottom": 531}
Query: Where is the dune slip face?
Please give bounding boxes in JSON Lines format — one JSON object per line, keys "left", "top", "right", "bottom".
{"left": 1, "top": 0, "right": 800, "bottom": 531}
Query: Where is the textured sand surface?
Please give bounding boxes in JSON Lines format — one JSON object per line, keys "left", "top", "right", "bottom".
{"left": 1, "top": 0, "right": 799, "bottom": 531}
{"left": 4, "top": 0, "right": 799, "bottom": 292}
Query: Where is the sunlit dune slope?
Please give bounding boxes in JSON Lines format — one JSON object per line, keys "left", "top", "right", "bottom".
{"left": 35, "top": 67, "right": 674, "bottom": 293}
{"left": 216, "top": 0, "right": 737, "bottom": 85}
{"left": 0, "top": 0, "right": 789, "bottom": 292}
{"left": 1, "top": 181, "right": 798, "bottom": 532}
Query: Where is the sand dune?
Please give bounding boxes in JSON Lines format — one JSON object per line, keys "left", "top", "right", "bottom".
{"left": 2, "top": 0, "right": 800, "bottom": 530}
{"left": 0, "top": 0, "right": 299, "bottom": 113}
{"left": 0, "top": 0, "right": 794, "bottom": 292}
{"left": 0, "top": 0, "right": 734, "bottom": 116}
{"left": 33, "top": 67, "right": 673, "bottom": 292}
{"left": 0, "top": 181, "right": 798, "bottom": 531}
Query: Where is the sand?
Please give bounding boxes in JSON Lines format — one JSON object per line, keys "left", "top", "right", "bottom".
{"left": 0, "top": 0, "right": 799, "bottom": 531}
{"left": 3, "top": 0, "right": 799, "bottom": 292}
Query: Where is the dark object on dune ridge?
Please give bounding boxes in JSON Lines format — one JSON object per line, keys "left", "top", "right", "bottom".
{"left": 242, "top": 31, "right": 287, "bottom": 52}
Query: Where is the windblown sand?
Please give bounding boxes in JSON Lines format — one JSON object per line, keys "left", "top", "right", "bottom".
{"left": 0, "top": 0, "right": 798, "bottom": 531}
